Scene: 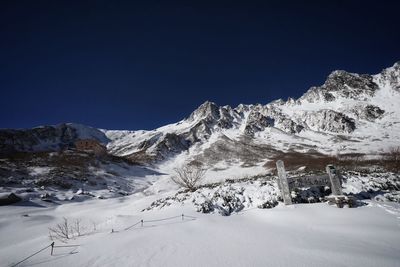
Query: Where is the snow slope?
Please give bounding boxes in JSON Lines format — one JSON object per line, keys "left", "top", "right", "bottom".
{"left": 0, "top": 195, "right": 399, "bottom": 267}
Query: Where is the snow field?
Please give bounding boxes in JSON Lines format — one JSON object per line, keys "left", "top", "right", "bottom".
{"left": 1, "top": 193, "right": 400, "bottom": 267}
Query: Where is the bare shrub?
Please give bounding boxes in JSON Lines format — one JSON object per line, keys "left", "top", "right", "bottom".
{"left": 265, "top": 151, "right": 387, "bottom": 173}
{"left": 73, "top": 218, "right": 84, "bottom": 237}
{"left": 386, "top": 147, "right": 400, "bottom": 171}
{"left": 91, "top": 220, "right": 97, "bottom": 232}
{"left": 171, "top": 163, "right": 206, "bottom": 192}
{"left": 387, "top": 147, "right": 400, "bottom": 161}
{"left": 49, "top": 218, "right": 86, "bottom": 242}
{"left": 49, "top": 217, "right": 71, "bottom": 242}
{"left": 264, "top": 151, "right": 339, "bottom": 172}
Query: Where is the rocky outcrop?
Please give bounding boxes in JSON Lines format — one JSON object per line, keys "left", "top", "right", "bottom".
{"left": 300, "top": 70, "right": 379, "bottom": 102}
{"left": 352, "top": 105, "right": 385, "bottom": 121}
{"left": 188, "top": 101, "right": 221, "bottom": 122}
{"left": 244, "top": 110, "right": 274, "bottom": 135}
{"left": 153, "top": 133, "right": 190, "bottom": 159}
{"left": 303, "top": 110, "right": 356, "bottom": 133}
{"left": 0, "top": 123, "right": 108, "bottom": 154}
{"left": 374, "top": 62, "right": 400, "bottom": 91}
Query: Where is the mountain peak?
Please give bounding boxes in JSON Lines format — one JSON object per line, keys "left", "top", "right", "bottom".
{"left": 188, "top": 101, "right": 220, "bottom": 121}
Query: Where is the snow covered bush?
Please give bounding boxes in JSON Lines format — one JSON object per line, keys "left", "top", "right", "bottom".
{"left": 145, "top": 177, "right": 281, "bottom": 215}
{"left": 146, "top": 170, "right": 400, "bottom": 215}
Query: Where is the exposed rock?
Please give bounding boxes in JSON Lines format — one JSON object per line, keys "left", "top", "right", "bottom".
{"left": 154, "top": 133, "right": 190, "bottom": 159}
{"left": 188, "top": 101, "right": 220, "bottom": 122}
{"left": 0, "top": 123, "right": 108, "bottom": 154}
{"left": 244, "top": 110, "right": 275, "bottom": 135}
{"left": 301, "top": 70, "right": 379, "bottom": 102}
{"left": 2, "top": 62, "right": 399, "bottom": 167}
{"left": 0, "top": 193, "right": 21, "bottom": 206}
{"left": 352, "top": 105, "right": 385, "bottom": 121}
{"left": 374, "top": 61, "right": 400, "bottom": 92}
{"left": 304, "top": 110, "right": 356, "bottom": 133}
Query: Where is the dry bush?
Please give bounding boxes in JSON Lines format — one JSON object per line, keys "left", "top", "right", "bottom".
{"left": 171, "top": 163, "right": 206, "bottom": 192}
{"left": 264, "top": 151, "right": 339, "bottom": 172}
{"left": 386, "top": 146, "right": 400, "bottom": 172}
{"left": 49, "top": 217, "right": 71, "bottom": 242}
{"left": 49, "top": 218, "right": 85, "bottom": 242}
{"left": 387, "top": 147, "right": 400, "bottom": 161}
{"left": 73, "top": 218, "right": 84, "bottom": 237}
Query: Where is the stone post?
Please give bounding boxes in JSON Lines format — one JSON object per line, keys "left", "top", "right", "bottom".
{"left": 326, "top": 165, "right": 342, "bottom": 196}
{"left": 276, "top": 160, "right": 292, "bottom": 205}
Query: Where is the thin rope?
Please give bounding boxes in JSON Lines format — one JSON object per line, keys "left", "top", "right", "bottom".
{"left": 124, "top": 221, "right": 142, "bottom": 230}
{"left": 11, "top": 243, "right": 53, "bottom": 267}
{"left": 143, "top": 215, "right": 182, "bottom": 223}
{"left": 53, "top": 244, "right": 80, "bottom": 248}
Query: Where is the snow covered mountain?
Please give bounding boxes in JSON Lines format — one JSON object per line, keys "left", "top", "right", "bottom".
{"left": 1, "top": 62, "right": 399, "bottom": 171}
{"left": 102, "top": 62, "right": 400, "bottom": 168}
{"left": 1, "top": 63, "right": 400, "bottom": 267}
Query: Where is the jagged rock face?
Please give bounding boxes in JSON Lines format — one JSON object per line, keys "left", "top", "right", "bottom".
{"left": 352, "top": 105, "right": 385, "bottom": 121}
{"left": 274, "top": 117, "right": 304, "bottom": 134}
{"left": 1, "top": 62, "right": 399, "bottom": 165}
{"left": 375, "top": 62, "right": 400, "bottom": 91}
{"left": 187, "top": 121, "right": 213, "bottom": 142}
{"left": 303, "top": 110, "right": 356, "bottom": 133}
{"left": 189, "top": 101, "right": 221, "bottom": 122}
{"left": 137, "top": 133, "right": 162, "bottom": 150}
{"left": 242, "top": 105, "right": 304, "bottom": 135}
{"left": 188, "top": 101, "right": 240, "bottom": 131}
{"left": 301, "top": 71, "right": 379, "bottom": 102}
{"left": 218, "top": 106, "right": 238, "bottom": 129}
{"left": 244, "top": 110, "right": 274, "bottom": 135}
{"left": 234, "top": 104, "right": 251, "bottom": 114}
{"left": 0, "top": 124, "right": 78, "bottom": 153}
{"left": 0, "top": 123, "right": 109, "bottom": 154}
{"left": 153, "top": 133, "right": 189, "bottom": 159}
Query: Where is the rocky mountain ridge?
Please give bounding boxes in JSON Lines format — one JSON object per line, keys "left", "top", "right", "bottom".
{"left": 1, "top": 62, "right": 400, "bottom": 169}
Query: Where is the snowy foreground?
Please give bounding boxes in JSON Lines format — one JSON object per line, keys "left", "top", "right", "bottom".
{"left": 1, "top": 192, "right": 400, "bottom": 267}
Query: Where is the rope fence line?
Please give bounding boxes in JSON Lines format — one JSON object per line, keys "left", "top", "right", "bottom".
{"left": 51, "top": 244, "right": 80, "bottom": 255}
{"left": 11, "top": 213, "right": 196, "bottom": 266}
{"left": 124, "top": 220, "right": 142, "bottom": 230}
{"left": 11, "top": 242, "right": 82, "bottom": 266}
{"left": 143, "top": 215, "right": 182, "bottom": 223}
{"left": 123, "top": 213, "right": 197, "bottom": 231}
{"left": 11, "top": 242, "right": 54, "bottom": 267}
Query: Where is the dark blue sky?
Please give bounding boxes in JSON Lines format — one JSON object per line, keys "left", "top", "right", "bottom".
{"left": 1, "top": 0, "right": 399, "bottom": 130}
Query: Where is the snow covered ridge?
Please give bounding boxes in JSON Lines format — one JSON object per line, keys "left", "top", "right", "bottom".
{"left": 0, "top": 150, "right": 161, "bottom": 201}
{"left": 0, "top": 123, "right": 109, "bottom": 154}
{"left": 143, "top": 171, "right": 400, "bottom": 216}
{"left": 0, "top": 62, "right": 398, "bottom": 158}
{"left": 103, "top": 61, "right": 400, "bottom": 162}
{"left": 0, "top": 62, "right": 399, "bottom": 165}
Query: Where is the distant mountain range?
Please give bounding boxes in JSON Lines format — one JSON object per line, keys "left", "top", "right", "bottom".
{"left": 2, "top": 62, "right": 399, "bottom": 165}
{"left": 1, "top": 61, "right": 399, "bottom": 200}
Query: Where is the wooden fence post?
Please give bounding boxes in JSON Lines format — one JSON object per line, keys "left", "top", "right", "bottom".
{"left": 326, "top": 165, "right": 343, "bottom": 196}
{"left": 276, "top": 160, "right": 292, "bottom": 205}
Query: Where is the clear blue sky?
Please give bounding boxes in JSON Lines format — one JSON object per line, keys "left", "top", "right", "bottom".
{"left": 1, "top": 0, "right": 399, "bottom": 130}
